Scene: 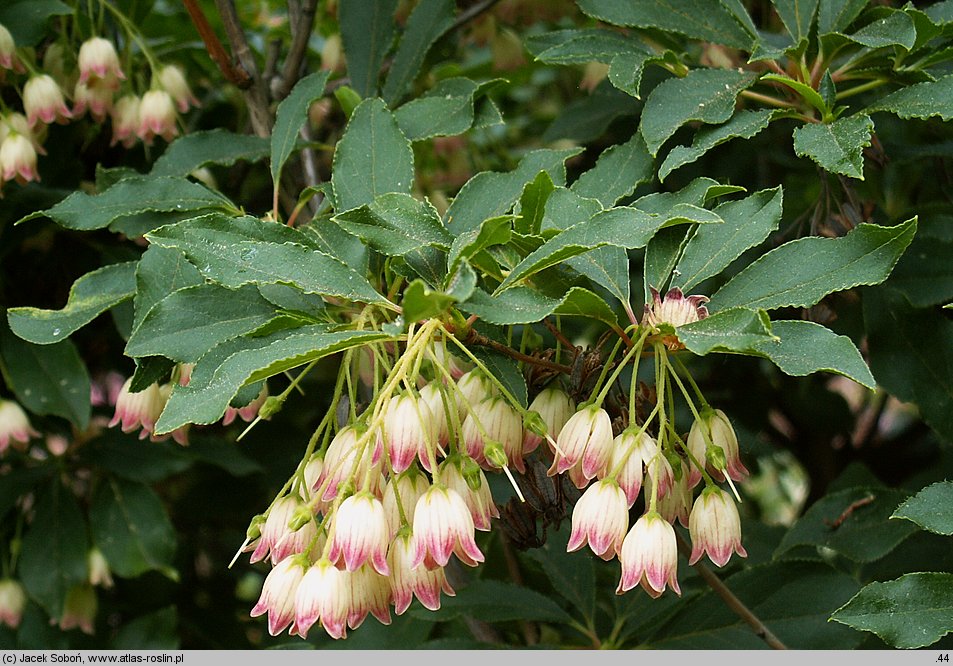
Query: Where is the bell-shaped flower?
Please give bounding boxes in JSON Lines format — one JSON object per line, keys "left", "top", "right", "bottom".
{"left": 0, "top": 579, "right": 26, "bottom": 629}
{"left": 223, "top": 384, "right": 269, "bottom": 426}
{"left": 23, "top": 75, "right": 72, "bottom": 126}
{"left": 657, "top": 459, "right": 692, "bottom": 528}
{"left": 461, "top": 396, "right": 524, "bottom": 472}
{"left": 418, "top": 382, "right": 451, "bottom": 446}
{"left": 57, "top": 584, "right": 97, "bottom": 634}
{"left": 388, "top": 532, "right": 455, "bottom": 614}
{"left": 550, "top": 404, "right": 613, "bottom": 487}
{"left": 567, "top": 479, "right": 628, "bottom": 559}
{"left": 0, "top": 399, "right": 39, "bottom": 454}
{"left": 293, "top": 558, "right": 351, "bottom": 639}
{"left": 686, "top": 408, "right": 749, "bottom": 485}
{"left": 411, "top": 485, "right": 484, "bottom": 569}
{"left": 250, "top": 555, "right": 306, "bottom": 636}
{"left": 87, "top": 547, "right": 113, "bottom": 589}
{"left": 0, "top": 24, "right": 18, "bottom": 71}
{"left": 382, "top": 471, "right": 429, "bottom": 536}
{"left": 248, "top": 495, "right": 309, "bottom": 564}
{"left": 456, "top": 370, "right": 497, "bottom": 416}
{"left": 642, "top": 286, "right": 709, "bottom": 329}
{"left": 0, "top": 133, "right": 39, "bottom": 185}
{"left": 440, "top": 455, "right": 498, "bottom": 531}
{"left": 316, "top": 426, "right": 381, "bottom": 502}
{"left": 617, "top": 512, "right": 681, "bottom": 598}
{"left": 523, "top": 385, "right": 574, "bottom": 454}
{"left": 158, "top": 64, "right": 199, "bottom": 112}
{"left": 383, "top": 392, "right": 436, "bottom": 474}
{"left": 108, "top": 379, "right": 166, "bottom": 441}
{"left": 137, "top": 89, "right": 178, "bottom": 144}
{"left": 328, "top": 492, "right": 390, "bottom": 575}
{"left": 689, "top": 487, "right": 747, "bottom": 567}
{"left": 346, "top": 565, "right": 392, "bottom": 629}
{"left": 110, "top": 95, "right": 140, "bottom": 148}
{"left": 78, "top": 37, "right": 124, "bottom": 86}
{"left": 604, "top": 428, "right": 660, "bottom": 506}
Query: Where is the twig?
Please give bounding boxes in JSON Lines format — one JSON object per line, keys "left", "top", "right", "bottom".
{"left": 213, "top": 0, "right": 274, "bottom": 137}
{"left": 182, "top": 0, "right": 252, "bottom": 88}
{"left": 276, "top": 0, "right": 318, "bottom": 100}
{"left": 449, "top": 0, "right": 501, "bottom": 32}
{"left": 463, "top": 329, "right": 572, "bottom": 375}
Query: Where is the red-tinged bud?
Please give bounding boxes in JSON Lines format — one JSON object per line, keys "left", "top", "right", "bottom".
{"left": 158, "top": 64, "right": 199, "bottom": 112}
{"left": 0, "top": 24, "right": 16, "bottom": 71}
{"left": 456, "top": 370, "right": 497, "bottom": 415}
{"left": 0, "top": 133, "right": 39, "bottom": 185}
{"left": 686, "top": 408, "right": 748, "bottom": 486}
{"left": 0, "top": 579, "right": 26, "bottom": 629}
{"left": 388, "top": 532, "right": 455, "bottom": 615}
{"left": 87, "top": 548, "right": 113, "bottom": 589}
{"left": 137, "top": 90, "right": 178, "bottom": 144}
{"left": 0, "top": 399, "right": 39, "bottom": 455}
{"left": 294, "top": 558, "right": 351, "bottom": 639}
{"left": 328, "top": 492, "right": 390, "bottom": 575}
{"left": 57, "top": 585, "right": 97, "bottom": 635}
{"left": 23, "top": 75, "right": 72, "bottom": 126}
{"left": 617, "top": 512, "right": 681, "bottom": 598}
{"left": 108, "top": 379, "right": 165, "bottom": 441}
{"left": 549, "top": 405, "right": 613, "bottom": 488}
{"left": 462, "top": 397, "right": 524, "bottom": 472}
{"left": 523, "top": 386, "right": 574, "bottom": 454}
{"left": 346, "top": 565, "right": 392, "bottom": 629}
{"left": 383, "top": 392, "right": 437, "bottom": 474}
{"left": 382, "top": 471, "right": 429, "bottom": 536}
{"left": 251, "top": 555, "right": 307, "bottom": 636}
{"left": 689, "top": 487, "right": 747, "bottom": 567}
{"left": 78, "top": 37, "right": 124, "bottom": 87}
{"left": 567, "top": 479, "right": 628, "bottom": 559}
{"left": 411, "top": 485, "right": 484, "bottom": 569}
{"left": 223, "top": 384, "right": 270, "bottom": 426}
{"left": 441, "top": 455, "right": 499, "bottom": 531}
{"left": 110, "top": 95, "right": 140, "bottom": 148}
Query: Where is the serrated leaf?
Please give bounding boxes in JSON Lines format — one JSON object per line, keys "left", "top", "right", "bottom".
{"left": 674, "top": 187, "right": 783, "bottom": 291}
{"left": 0, "top": 0, "right": 70, "bottom": 45}
{"left": 773, "top": 0, "right": 819, "bottom": 41}
{"left": 18, "top": 177, "right": 231, "bottom": 230}
{"left": 635, "top": 176, "right": 744, "bottom": 213}
{"left": 382, "top": 0, "right": 456, "bottom": 104}
{"left": 271, "top": 71, "right": 331, "bottom": 186}
{"left": 571, "top": 132, "right": 654, "bottom": 207}
{"left": 152, "top": 129, "right": 270, "bottom": 177}
{"left": 155, "top": 327, "right": 387, "bottom": 432}
{"left": 7, "top": 261, "right": 137, "bottom": 344}
{"left": 516, "top": 171, "right": 555, "bottom": 236}
{"left": 847, "top": 10, "right": 917, "bottom": 50}
{"left": 332, "top": 98, "right": 414, "bottom": 213}
{"left": 659, "top": 109, "right": 774, "bottom": 181}
{"left": 761, "top": 74, "right": 830, "bottom": 116}
{"left": 401, "top": 280, "right": 457, "bottom": 322}
{"left": 129, "top": 357, "right": 175, "bottom": 393}
{"left": 818, "top": 0, "right": 867, "bottom": 33}
{"left": 528, "top": 28, "right": 646, "bottom": 64}
{"left": 333, "top": 192, "right": 451, "bottom": 256}
{"left": 885, "top": 236, "right": 953, "bottom": 307}
{"left": 867, "top": 74, "right": 953, "bottom": 121}
{"left": 132, "top": 246, "right": 204, "bottom": 333}
{"left": 640, "top": 68, "right": 758, "bottom": 156}
{"left": 606, "top": 51, "right": 656, "bottom": 98}
{"left": 90, "top": 478, "right": 176, "bottom": 579}
{"left": 424, "top": 579, "right": 571, "bottom": 623}
{"left": 448, "top": 216, "right": 513, "bottom": 273}
{"left": 831, "top": 573, "right": 953, "bottom": 648}
{"left": 461, "top": 286, "right": 619, "bottom": 327}
{"left": 394, "top": 77, "right": 497, "bottom": 140}
{"left": 644, "top": 225, "right": 690, "bottom": 299}
{"left": 892, "top": 481, "right": 953, "bottom": 535}
{"left": 711, "top": 218, "right": 917, "bottom": 311}
{"left": 544, "top": 81, "right": 639, "bottom": 143}
{"left": 339, "top": 0, "right": 397, "bottom": 98}
{"left": 676, "top": 307, "right": 775, "bottom": 355}
{"left": 793, "top": 114, "right": 873, "bottom": 178}
{"left": 577, "top": 0, "right": 754, "bottom": 49}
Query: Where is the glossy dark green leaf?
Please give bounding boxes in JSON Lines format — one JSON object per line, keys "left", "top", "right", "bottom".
{"left": 606, "top": 51, "right": 656, "bottom": 99}
{"left": 447, "top": 216, "right": 513, "bottom": 273}
{"left": 818, "top": 0, "right": 867, "bottom": 33}
{"left": 461, "top": 286, "right": 619, "bottom": 327}
{"left": 847, "top": 10, "right": 917, "bottom": 50}
{"left": 893, "top": 481, "right": 953, "bottom": 535}
{"left": 423, "top": 578, "right": 572, "bottom": 623}
{"left": 516, "top": 171, "right": 555, "bottom": 236}
{"left": 339, "top": 0, "right": 397, "bottom": 98}
{"left": 571, "top": 132, "right": 654, "bottom": 207}
{"left": 152, "top": 129, "right": 270, "bottom": 177}
{"left": 271, "top": 71, "right": 331, "bottom": 185}
{"left": 543, "top": 81, "right": 638, "bottom": 143}
{"left": 644, "top": 226, "right": 690, "bottom": 300}
{"left": 132, "top": 245, "right": 204, "bottom": 332}
{"left": 7, "top": 261, "right": 137, "bottom": 344}
{"left": 382, "top": 0, "right": 456, "bottom": 104}
{"left": 527, "top": 28, "right": 646, "bottom": 64}
{"left": 676, "top": 307, "right": 775, "bottom": 355}
{"left": 333, "top": 192, "right": 451, "bottom": 255}
{"left": 773, "top": 0, "right": 819, "bottom": 41}
{"left": 659, "top": 109, "right": 774, "bottom": 181}
{"left": 887, "top": 236, "right": 953, "bottom": 307}
{"left": 792, "top": 114, "right": 873, "bottom": 179}
{"left": 395, "top": 78, "right": 500, "bottom": 140}
{"left": 867, "top": 75, "right": 953, "bottom": 121}
{"left": 401, "top": 279, "right": 457, "bottom": 323}
{"left": 524, "top": 524, "right": 596, "bottom": 623}
{"left": 0, "top": 0, "right": 70, "bottom": 45}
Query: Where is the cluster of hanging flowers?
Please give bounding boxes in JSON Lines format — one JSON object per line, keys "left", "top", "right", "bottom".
{"left": 243, "top": 287, "right": 749, "bottom": 640}
{"left": 0, "top": 21, "right": 199, "bottom": 193}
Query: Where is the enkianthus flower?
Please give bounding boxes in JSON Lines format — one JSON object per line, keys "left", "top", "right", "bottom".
{"left": 110, "top": 95, "right": 140, "bottom": 148}
{"left": 1, "top": 113, "right": 41, "bottom": 150}
{"left": 328, "top": 492, "right": 390, "bottom": 575}
{"left": 388, "top": 532, "right": 455, "bottom": 614}
{"left": 689, "top": 487, "right": 747, "bottom": 567}
{"left": 137, "top": 89, "right": 178, "bottom": 144}
{"left": 456, "top": 369, "right": 497, "bottom": 415}
{"left": 158, "top": 64, "right": 199, "bottom": 112}
{"left": 523, "top": 385, "right": 574, "bottom": 454}
{"left": 686, "top": 408, "right": 749, "bottom": 485}
{"left": 383, "top": 392, "right": 436, "bottom": 474}
{"left": 23, "top": 75, "right": 72, "bottom": 126}
{"left": 87, "top": 547, "right": 114, "bottom": 588}
{"left": 461, "top": 396, "right": 524, "bottom": 472}
{"left": 428, "top": 343, "right": 470, "bottom": 380}
{"left": 293, "top": 558, "right": 351, "bottom": 640}
{"left": 346, "top": 565, "right": 392, "bottom": 630}
{"left": 644, "top": 449, "right": 675, "bottom": 501}
{"left": 0, "top": 133, "right": 39, "bottom": 184}
{"left": 418, "top": 382, "right": 451, "bottom": 446}
{"left": 78, "top": 37, "right": 124, "bottom": 87}
{"left": 642, "top": 287, "right": 710, "bottom": 329}
{"left": 382, "top": 471, "right": 430, "bottom": 536}
{"left": 440, "top": 456, "right": 499, "bottom": 531}
{"left": 316, "top": 426, "right": 381, "bottom": 502}
{"left": 411, "top": 485, "right": 484, "bottom": 569}
{"left": 57, "top": 584, "right": 97, "bottom": 634}
{"left": 604, "top": 428, "right": 659, "bottom": 506}
{"left": 657, "top": 459, "right": 692, "bottom": 528}
{"left": 617, "top": 512, "right": 681, "bottom": 599}
{"left": 249, "top": 495, "right": 302, "bottom": 564}
{"left": 550, "top": 404, "right": 613, "bottom": 488}
{"left": 73, "top": 80, "right": 114, "bottom": 122}
{"left": 250, "top": 554, "right": 306, "bottom": 636}
{"left": 0, "top": 579, "right": 26, "bottom": 629}
{"left": 302, "top": 456, "right": 324, "bottom": 502}
{"left": 0, "top": 24, "right": 17, "bottom": 71}
{"left": 567, "top": 479, "right": 628, "bottom": 559}
{"left": 108, "top": 379, "right": 165, "bottom": 440}
{"left": 0, "top": 399, "right": 39, "bottom": 454}
{"left": 222, "top": 384, "right": 269, "bottom": 426}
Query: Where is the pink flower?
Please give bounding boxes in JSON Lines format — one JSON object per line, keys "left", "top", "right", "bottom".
{"left": 328, "top": 492, "right": 390, "bottom": 575}
{"left": 567, "top": 479, "right": 628, "bottom": 559}
{"left": 0, "top": 24, "right": 17, "bottom": 71}
{"left": 523, "top": 385, "right": 574, "bottom": 454}
{"left": 383, "top": 392, "right": 436, "bottom": 474}
{"left": 108, "top": 379, "right": 166, "bottom": 440}
{"left": 73, "top": 80, "right": 114, "bottom": 122}
{"left": 456, "top": 370, "right": 496, "bottom": 416}
{"left": 0, "top": 133, "right": 39, "bottom": 185}
{"left": 347, "top": 565, "right": 392, "bottom": 629}
{"left": 23, "top": 75, "right": 71, "bottom": 126}
{"left": 158, "top": 64, "right": 199, "bottom": 112}
{"left": 657, "top": 460, "right": 692, "bottom": 528}
{"left": 110, "top": 95, "right": 140, "bottom": 148}
{"left": 249, "top": 496, "right": 315, "bottom": 565}
{"left": 440, "top": 455, "right": 499, "bottom": 531}
{"left": 87, "top": 548, "right": 113, "bottom": 589}
{"left": 411, "top": 485, "right": 484, "bottom": 569}
{"left": 137, "top": 90, "right": 177, "bottom": 144}
{"left": 418, "top": 382, "right": 451, "bottom": 447}
{"left": 617, "top": 512, "right": 681, "bottom": 598}
{"left": 388, "top": 532, "right": 455, "bottom": 614}
{"left": 642, "top": 286, "right": 709, "bottom": 329}
{"left": 604, "top": 428, "right": 660, "bottom": 506}
{"left": 315, "top": 426, "right": 381, "bottom": 502}
{"left": 689, "top": 487, "right": 747, "bottom": 567}
{"left": 77, "top": 37, "right": 124, "bottom": 87}
{"left": 0, "top": 579, "right": 26, "bottom": 629}
{"left": 686, "top": 408, "right": 749, "bottom": 485}
{"left": 222, "top": 384, "right": 269, "bottom": 426}
{"left": 461, "top": 397, "right": 524, "bottom": 472}
{"left": 0, "top": 399, "right": 39, "bottom": 454}
{"left": 250, "top": 555, "right": 306, "bottom": 636}
{"left": 382, "top": 471, "right": 430, "bottom": 536}
{"left": 549, "top": 405, "right": 613, "bottom": 488}
{"left": 293, "top": 558, "right": 350, "bottom": 639}
{"left": 302, "top": 456, "right": 324, "bottom": 502}
{"left": 57, "top": 584, "right": 97, "bottom": 634}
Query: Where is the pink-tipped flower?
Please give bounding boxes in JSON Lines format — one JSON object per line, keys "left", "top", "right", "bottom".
{"left": 328, "top": 492, "right": 390, "bottom": 575}
{"left": 419, "top": 382, "right": 451, "bottom": 446}
{"left": 108, "top": 379, "right": 166, "bottom": 440}
{"left": 0, "top": 133, "right": 39, "bottom": 184}
{"left": 456, "top": 370, "right": 497, "bottom": 416}
{"left": 137, "top": 89, "right": 178, "bottom": 144}
{"left": 689, "top": 487, "right": 747, "bottom": 567}
{"left": 158, "top": 64, "right": 199, "bottom": 112}
{"left": 382, "top": 471, "right": 430, "bottom": 536}
{"left": 78, "top": 37, "right": 124, "bottom": 87}
{"left": 293, "top": 558, "right": 351, "bottom": 640}
{"left": 644, "top": 448, "right": 675, "bottom": 500}
{"left": 250, "top": 554, "right": 306, "bottom": 636}
{"left": 642, "top": 287, "right": 709, "bottom": 329}
{"left": 428, "top": 344, "right": 470, "bottom": 380}
{"left": 23, "top": 75, "right": 71, "bottom": 126}
{"left": 0, "top": 579, "right": 26, "bottom": 629}
{"left": 0, "top": 399, "right": 39, "bottom": 454}
{"left": 604, "top": 428, "right": 659, "bottom": 506}
{"left": 383, "top": 392, "right": 436, "bottom": 474}
{"left": 347, "top": 565, "right": 392, "bottom": 629}
{"left": 302, "top": 456, "right": 324, "bottom": 502}
{"left": 686, "top": 408, "right": 749, "bottom": 485}
{"left": 440, "top": 455, "right": 498, "bottom": 531}
{"left": 87, "top": 547, "right": 113, "bottom": 589}
{"left": 316, "top": 426, "right": 381, "bottom": 502}
{"left": 110, "top": 94, "right": 140, "bottom": 148}
{"left": 523, "top": 385, "right": 574, "bottom": 454}
{"left": 657, "top": 459, "right": 692, "bottom": 528}
{"left": 0, "top": 24, "right": 17, "bottom": 71}
{"left": 550, "top": 404, "right": 613, "bottom": 488}
{"left": 567, "top": 479, "right": 628, "bottom": 559}
{"left": 248, "top": 495, "right": 313, "bottom": 565}
{"left": 617, "top": 512, "right": 681, "bottom": 598}
{"left": 57, "top": 584, "right": 97, "bottom": 634}
{"left": 388, "top": 532, "right": 455, "bottom": 614}
{"left": 461, "top": 396, "right": 524, "bottom": 472}
{"left": 222, "top": 384, "right": 269, "bottom": 426}
{"left": 411, "top": 485, "right": 484, "bottom": 569}
{"left": 73, "top": 80, "right": 114, "bottom": 122}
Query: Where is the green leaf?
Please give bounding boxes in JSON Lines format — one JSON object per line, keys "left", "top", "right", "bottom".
{"left": 447, "top": 215, "right": 513, "bottom": 273}
{"left": 524, "top": 524, "right": 596, "bottom": 623}
{"left": 650, "top": 562, "right": 862, "bottom": 648}
{"left": 761, "top": 74, "right": 830, "bottom": 117}
{"left": 132, "top": 246, "right": 204, "bottom": 332}
{"left": 818, "top": 0, "right": 867, "bottom": 33}
{"left": 18, "top": 481, "right": 89, "bottom": 618}
{"left": 401, "top": 280, "right": 457, "bottom": 323}
{"left": 676, "top": 307, "right": 776, "bottom": 355}
{"left": 7, "top": 262, "right": 137, "bottom": 344}
{"left": 18, "top": 177, "right": 231, "bottom": 230}
{"left": 394, "top": 78, "right": 499, "bottom": 140}
{"left": 606, "top": 51, "right": 656, "bottom": 99}
{"left": 773, "top": 0, "right": 819, "bottom": 41}
{"left": 111, "top": 607, "right": 178, "bottom": 650}
{"left": 527, "top": 28, "right": 646, "bottom": 64}
{"left": 461, "top": 286, "right": 619, "bottom": 328}
{"left": 576, "top": 0, "right": 754, "bottom": 49}
{"left": 885, "top": 236, "right": 953, "bottom": 307}
{"left": 659, "top": 109, "right": 774, "bottom": 181}
{"left": 270, "top": 71, "right": 331, "bottom": 186}
{"left": 776, "top": 487, "right": 916, "bottom": 562}
{"left": 0, "top": 0, "right": 70, "bottom": 45}
{"left": 152, "top": 129, "right": 270, "bottom": 177}
{"left": 129, "top": 357, "right": 175, "bottom": 393}
{"left": 867, "top": 75, "right": 953, "bottom": 121}
{"left": 146, "top": 214, "right": 390, "bottom": 307}
{"left": 571, "top": 132, "right": 654, "bottom": 207}
{"left": 640, "top": 68, "right": 759, "bottom": 156}
{"left": 382, "top": 0, "right": 456, "bottom": 104}
{"left": 831, "top": 573, "right": 953, "bottom": 649}
{"left": 339, "top": 0, "right": 397, "bottom": 98}
{"left": 421, "top": 578, "right": 571, "bottom": 623}
{"left": 331, "top": 98, "right": 414, "bottom": 213}
{"left": 673, "top": 187, "right": 783, "bottom": 291}
{"left": 545, "top": 81, "right": 639, "bottom": 143}
{"left": 84, "top": 431, "right": 192, "bottom": 483}
{"left": 333, "top": 192, "right": 451, "bottom": 256}
{"left": 155, "top": 327, "right": 388, "bottom": 432}
{"left": 516, "top": 171, "right": 555, "bottom": 236}
{"left": 90, "top": 478, "right": 176, "bottom": 579}
{"left": 126, "top": 284, "right": 279, "bottom": 362}
{"left": 711, "top": 218, "right": 917, "bottom": 311}
{"left": 792, "top": 114, "right": 873, "bottom": 179}
{"left": 893, "top": 481, "right": 953, "bottom": 535}
{"left": 847, "top": 10, "right": 917, "bottom": 50}
{"left": 644, "top": 226, "right": 690, "bottom": 299}
{"left": 0, "top": 326, "right": 90, "bottom": 429}
{"left": 446, "top": 148, "right": 582, "bottom": 234}
{"left": 865, "top": 287, "right": 953, "bottom": 442}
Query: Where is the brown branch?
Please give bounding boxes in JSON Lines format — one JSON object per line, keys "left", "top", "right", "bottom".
{"left": 213, "top": 0, "right": 274, "bottom": 137}
{"left": 182, "top": 0, "right": 252, "bottom": 88}
{"left": 463, "top": 329, "right": 572, "bottom": 375}
{"left": 276, "top": 0, "right": 318, "bottom": 100}
{"left": 449, "top": 0, "right": 501, "bottom": 33}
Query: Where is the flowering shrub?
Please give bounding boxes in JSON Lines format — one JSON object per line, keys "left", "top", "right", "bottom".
{"left": 1, "top": 0, "right": 952, "bottom": 651}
